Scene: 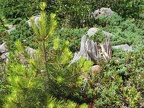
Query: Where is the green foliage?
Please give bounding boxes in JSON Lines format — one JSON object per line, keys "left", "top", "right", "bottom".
{"left": 2, "top": 5, "right": 85, "bottom": 107}
{"left": 97, "top": 16, "right": 144, "bottom": 106}
{"left": 53, "top": 27, "right": 88, "bottom": 52}
{"left": 46, "top": 97, "right": 88, "bottom": 108}
{"left": 4, "top": 20, "right": 36, "bottom": 51}
{"left": 89, "top": 30, "right": 107, "bottom": 44}
{"left": 3, "top": 3, "right": 89, "bottom": 107}
{"left": 3, "top": 41, "right": 47, "bottom": 108}
{"left": 111, "top": 0, "right": 144, "bottom": 19}
{"left": 48, "top": 10, "right": 143, "bottom": 107}
{"left": 0, "top": 0, "right": 39, "bottom": 23}
{"left": 1, "top": 0, "right": 143, "bottom": 28}
{"left": 93, "top": 49, "right": 144, "bottom": 107}
{"left": 0, "top": 79, "right": 7, "bottom": 107}
{"left": 94, "top": 12, "right": 144, "bottom": 46}
{"left": 54, "top": 0, "right": 93, "bottom": 27}
{"left": 41, "top": 0, "right": 144, "bottom": 28}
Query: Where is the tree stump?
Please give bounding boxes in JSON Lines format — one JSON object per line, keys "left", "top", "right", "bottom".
{"left": 70, "top": 35, "right": 112, "bottom": 64}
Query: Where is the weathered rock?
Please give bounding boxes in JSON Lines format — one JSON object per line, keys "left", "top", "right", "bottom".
{"left": 93, "top": 7, "right": 114, "bottom": 19}
{"left": 0, "top": 52, "right": 9, "bottom": 63}
{"left": 87, "top": 27, "right": 113, "bottom": 37}
{"left": 25, "top": 47, "right": 37, "bottom": 59}
{"left": 5, "top": 24, "right": 16, "bottom": 34}
{"left": 27, "top": 15, "right": 40, "bottom": 27}
{"left": 91, "top": 65, "right": 101, "bottom": 74}
{"left": 0, "top": 43, "right": 7, "bottom": 53}
{"left": 87, "top": 28, "right": 99, "bottom": 36}
{"left": 87, "top": 28, "right": 133, "bottom": 53}
{"left": 112, "top": 44, "right": 133, "bottom": 52}
{"left": 6, "top": 27, "right": 16, "bottom": 34}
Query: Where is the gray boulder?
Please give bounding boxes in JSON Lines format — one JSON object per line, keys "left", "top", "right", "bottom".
{"left": 0, "top": 43, "right": 7, "bottom": 53}
{"left": 93, "top": 8, "right": 114, "bottom": 19}
{"left": 27, "top": 15, "right": 40, "bottom": 27}
{"left": 87, "top": 27, "right": 113, "bottom": 37}
{"left": 112, "top": 44, "right": 133, "bottom": 52}
{"left": 25, "top": 47, "right": 37, "bottom": 59}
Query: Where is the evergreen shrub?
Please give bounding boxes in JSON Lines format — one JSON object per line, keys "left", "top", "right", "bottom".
{"left": 2, "top": 2, "right": 90, "bottom": 107}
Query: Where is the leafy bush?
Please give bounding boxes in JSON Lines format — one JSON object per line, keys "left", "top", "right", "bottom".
{"left": 90, "top": 12, "right": 144, "bottom": 107}
{"left": 110, "top": 0, "right": 143, "bottom": 19}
